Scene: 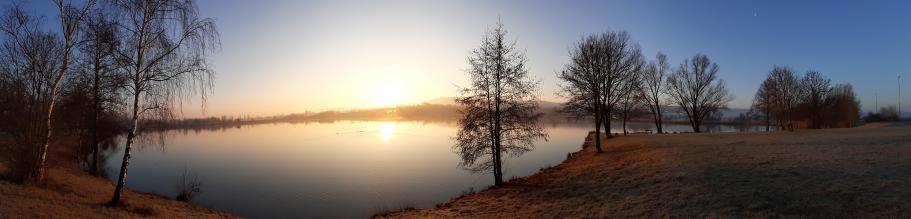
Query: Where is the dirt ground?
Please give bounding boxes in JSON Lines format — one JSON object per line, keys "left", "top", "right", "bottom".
{"left": 381, "top": 122, "right": 911, "bottom": 218}
{"left": 0, "top": 164, "right": 236, "bottom": 219}
{"left": 0, "top": 136, "right": 236, "bottom": 219}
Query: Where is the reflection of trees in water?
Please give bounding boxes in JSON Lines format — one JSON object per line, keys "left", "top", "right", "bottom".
{"left": 78, "top": 136, "right": 118, "bottom": 178}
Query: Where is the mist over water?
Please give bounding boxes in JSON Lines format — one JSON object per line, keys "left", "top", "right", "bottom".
{"left": 104, "top": 120, "right": 763, "bottom": 218}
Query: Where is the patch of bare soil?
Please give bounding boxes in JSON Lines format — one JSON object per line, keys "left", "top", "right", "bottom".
{"left": 380, "top": 125, "right": 911, "bottom": 218}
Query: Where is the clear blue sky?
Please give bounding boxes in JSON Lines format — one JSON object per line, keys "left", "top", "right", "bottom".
{"left": 13, "top": 0, "right": 911, "bottom": 116}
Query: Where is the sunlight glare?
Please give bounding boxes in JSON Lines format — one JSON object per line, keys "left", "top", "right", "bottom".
{"left": 371, "top": 79, "right": 404, "bottom": 107}
{"left": 378, "top": 122, "right": 397, "bottom": 142}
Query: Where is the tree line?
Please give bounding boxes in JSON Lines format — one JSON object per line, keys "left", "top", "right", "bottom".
{"left": 455, "top": 22, "right": 862, "bottom": 185}
{"left": 453, "top": 23, "right": 736, "bottom": 184}
{"left": 751, "top": 66, "right": 861, "bottom": 131}
{"left": 0, "top": 0, "right": 219, "bottom": 206}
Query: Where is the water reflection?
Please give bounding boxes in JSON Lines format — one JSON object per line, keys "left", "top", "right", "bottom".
{"left": 105, "top": 120, "right": 768, "bottom": 218}
{"left": 378, "top": 122, "right": 396, "bottom": 142}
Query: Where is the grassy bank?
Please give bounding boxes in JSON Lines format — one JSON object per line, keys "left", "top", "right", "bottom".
{"left": 380, "top": 122, "right": 911, "bottom": 218}
{"left": 0, "top": 162, "right": 235, "bottom": 218}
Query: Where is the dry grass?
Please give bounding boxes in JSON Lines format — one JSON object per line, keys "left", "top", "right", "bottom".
{"left": 0, "top": 161, "right": 236, "bottom": 218}
{"left": 380, "top": 122, "right": 911, "bottom": 218}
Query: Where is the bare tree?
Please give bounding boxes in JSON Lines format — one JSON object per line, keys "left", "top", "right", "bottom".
{"left": 108, "top": 0, "right": 219, "bottom": 206}
{"left": 597, "top": 31, "right": 643, "bottom": 139}
{"left": 751, "top": 78, "right": 775, "bottom": 131}
{"left": 617, "top": 67, "right": 642, "bottom": 135}
{"left": 454, "top": 21, "right": 547, "bottom": 186}
{"left": 557, "top": 35, "right": 607, "bottom": 153}
{"left": 766, "top": 66, "right": 801, "bottom": 131}
{"left": 0, "top": 5, "right": 62, "bottom": 183}
{"left": 800, "top": 70, "right": 831, "bottom": 129}
{"left": 665, "top": 54, "right": 732, "bottom": 133}
{"left": 25, "top": 0, "right": 95, "bottom": 184}
{"left": 0, "top": 1, "right": 94, "bottom": 183}
{"left": 825, "top": 83, "right": 861, "bottom": 127}
{"left": 639, "top": 52, "right": 669, "bottom": 133}
{"left": 76, "top": 10, "right": 124, "bottom": 176}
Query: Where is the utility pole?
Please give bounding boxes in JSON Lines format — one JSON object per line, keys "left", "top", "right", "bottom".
{"left": 875, "top": 91, "right": 878, "bottom": 111}
{"left": 899, "top": 74, "right": 902, "bottom": 119}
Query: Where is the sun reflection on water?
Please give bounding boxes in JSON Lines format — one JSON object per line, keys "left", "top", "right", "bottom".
{"left": 378, "top": 122, "right": 396, "bottom": 142}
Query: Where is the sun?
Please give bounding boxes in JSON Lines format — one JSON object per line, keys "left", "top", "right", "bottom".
{"left": 371, "top": 79, "right": 403, "bottom": 107}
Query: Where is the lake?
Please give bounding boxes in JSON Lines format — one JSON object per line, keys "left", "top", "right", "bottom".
{"left": 103, "top": 119, "right": 764, "bottom": 218}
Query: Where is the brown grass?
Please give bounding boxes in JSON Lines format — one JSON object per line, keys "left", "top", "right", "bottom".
{"left": 0, "top": 161, "right": 237, "bottom": 218}
{"left": 380, "top": 122, "right": 911, "bottom": 218}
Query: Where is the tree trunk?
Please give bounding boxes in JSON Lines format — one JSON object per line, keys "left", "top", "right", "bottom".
{"left": 91, "top": 67, "right": 100, "bottom": 176}
{"left": 622, "top": 112, "right": 628, "bottom": 136}
{"left": 655, "top": 106, "right": 663, "bottom": 134}
{"left": 34, "top": 53, "right": 70, "bottom": 183}
{"left": 593, "top": 102, "right": 603, "bottom": 153}
{"left": 603, "top": 107, "right": 612, "bottom": 139}
{"left": 111, "top": 92, "right": 140, "bottom": 206}
{"left": 765, "top": 111, "right": 770, "bottom": 132}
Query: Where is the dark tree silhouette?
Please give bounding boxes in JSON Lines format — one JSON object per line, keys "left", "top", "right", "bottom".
{"left": 752, "top": 78, "right": 775, "bottom": 131}
{"left": 0, "top": 1, "right": 95, "bottom": 183}
{"left": 617, "top": 67, "right": 642, "bottom": 136}
{"left": 800, "top": 70, "right": 831, "bottom": 129}
{"left": 74, "top": 10, "right": 124, "bottom": 176}
{"left": 639, "top": 53, "right": 669, "bottom": 134}
{"left": 108, "top": 0, "right": 219, "bottom": 206}
{"left": 665, "top": 54, "right": 732, "bottom": 133}
{"left": 0, "top": 5, "right": 62, "bottom": 183}
{"left": 766, "top": 66, "right": 801, "bottom": 131}
{"left": 824, "top": 83, "right": 861, "bottom": 127}
{"left": 454, "top": 21, "right": 547, "bottom": 186}
{"left": 597, "top": 31, "right": 642, "bottom": 140}
{"left": 557, "top": 35, "right": 608, "bottom": 153}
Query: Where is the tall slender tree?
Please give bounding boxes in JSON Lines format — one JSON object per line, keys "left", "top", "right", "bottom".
{"left": 32, "top": 0, "right": 96, "bottom": 183}
{"left": 0, "top": 5, "right": 62, "bottom": 183}
{"left": 639, "top": 52, "right": 669, "bottom": 133}
{"left": 617, "top": 66, "right": 642, "bottom": 135}
{"left": 108, "top": 0, "right": 219, "bottom": 205}
{"left": 665, "top": 54, "right": 732, "bottom": 133}
{"left": 454, "top": 21, "right": 547, "bottom": 186}
{"left": 76, "top": 10, "right": 123, "bottom": 176}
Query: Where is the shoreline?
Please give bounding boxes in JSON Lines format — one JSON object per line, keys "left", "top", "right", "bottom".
{"left": 0, "top": 163, "right": 236, "bottom": 218}
{"left": 380, "top": 122, "right": 911, "bottom": 218}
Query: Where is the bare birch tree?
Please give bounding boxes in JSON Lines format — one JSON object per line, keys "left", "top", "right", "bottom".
{"left": 0, "top": 1, "right": 94, "bottom": 183}
{"left": 108, "top": 0, "right": 219, "bottom": 206}
{"left": 31, "top": 0, "right": 96, "bottom": 183}
{"left": 0, "top": 5, "right": 62, "bottom": 182}
{"left": 454, "top": 21, "right": 547, "bottom": 186}
{"left": 665, "top": 54, "right": 732, "bottom": 133}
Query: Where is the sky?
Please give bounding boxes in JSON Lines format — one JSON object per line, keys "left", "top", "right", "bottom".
{"left": 14, "top": 0, "right": 911, "bottom": 117}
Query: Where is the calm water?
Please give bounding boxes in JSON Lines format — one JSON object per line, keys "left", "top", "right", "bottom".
{"left": 103, "top": 120, "right": 762, "bottom": 218}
